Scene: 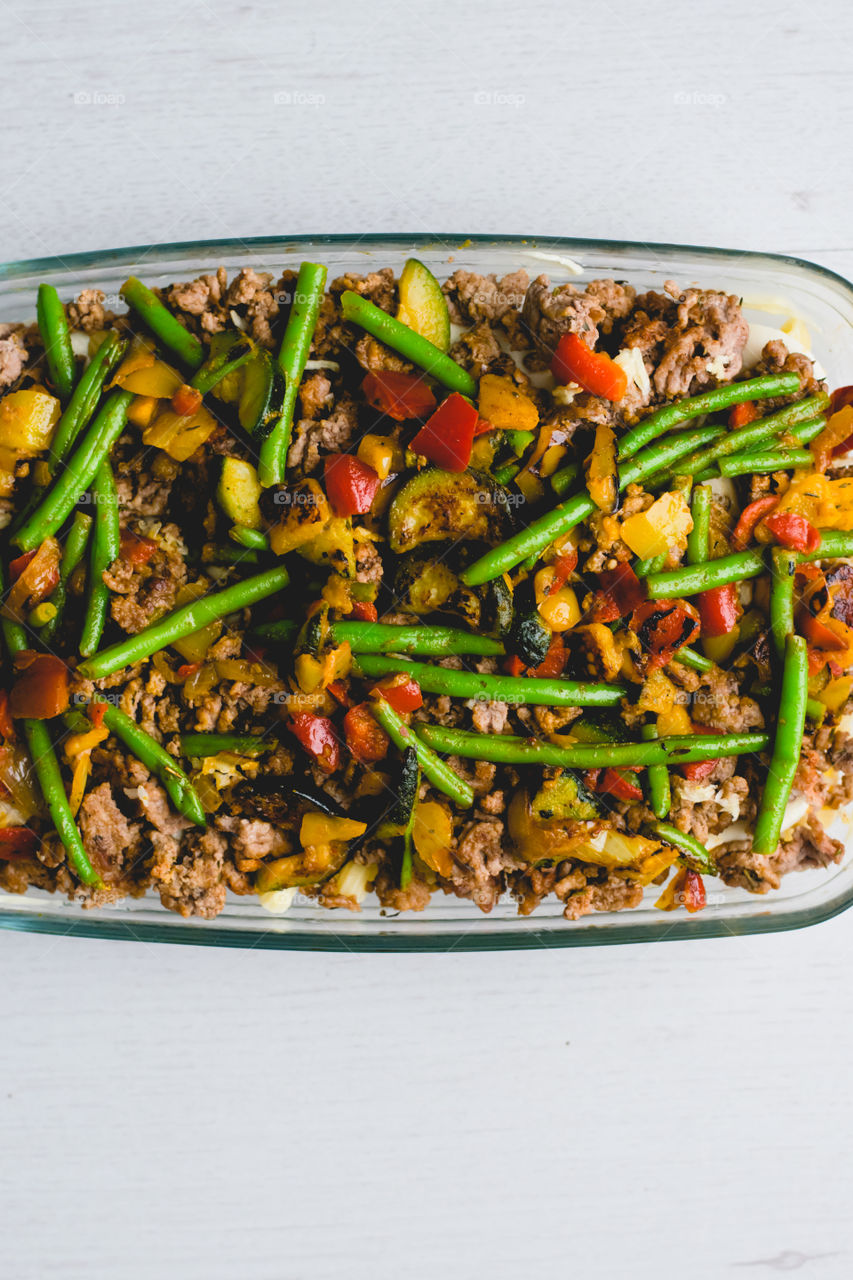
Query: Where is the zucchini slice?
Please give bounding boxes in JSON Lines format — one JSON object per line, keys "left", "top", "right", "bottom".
{"left": 393, "top": 543, "right": 513, "bottom": 637}
{"left": 388, "top": 468, "right": 513, "bottom": 554}
{"left": 396, "top": 258, "right": 451, "bottom": 353}
{"left": 239, "top": 350, "right": 286, "bottom": 439}
{"left": 531, "top": 772, "right": 600, "bottom": 823}
{"left": 192, "top": 333, "right": 253, "bottom": 398}
{"left": 217, "top": 457, "right": 262, "bottom": 529}
{"left": 255, "top": 841, "right": 349, "bottom": 891}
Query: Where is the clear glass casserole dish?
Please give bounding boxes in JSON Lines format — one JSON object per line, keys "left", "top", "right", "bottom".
{"left": 1, "top": 232, "right": 852, "bottom": 951}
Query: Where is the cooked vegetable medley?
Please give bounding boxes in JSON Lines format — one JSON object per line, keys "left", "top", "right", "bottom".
{"left": 0, "top": 259, "right": 851, "bottom": 922}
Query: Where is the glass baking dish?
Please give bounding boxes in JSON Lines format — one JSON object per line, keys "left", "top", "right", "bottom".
{"left": 1, "top": 232, "right": 853, "bottom": 951}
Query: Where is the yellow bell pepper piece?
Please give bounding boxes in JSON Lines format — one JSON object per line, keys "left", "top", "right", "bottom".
{"left": 412, "top": 801, "right": 455, "bottom": 878}
{"left": 636, "top": 668, "right": 677, "bottom": 715}
{"left": 143, "top": 404, "right": 219, "bottom": 462}
{"left": 657, "top": 704, "right": 693, "bottom": 736}
{"left": 300, "top": 812, "right": 368, "bottom": 847}
{"left": 357, "top": 433, "right": 403, "bottom": 480}
{"left": 703, "top": 626, "right": 740, "bottom": 664}
{"left": 126, "top": 395, "right": 159, "bottom": 428}
{"left": 0, "top": 387, "right": 61, "bottom": 474}
{"left": 621, "top": 491, "right": 693, "bottom": 559}
{"left": 537, "top": 585, "right": 581, "bottom": 631}
{"left": 819, "top": 674, "right": 853, "bottom": 713}
{"left": 477, "top": 374, "right": 539, "bottom": 432}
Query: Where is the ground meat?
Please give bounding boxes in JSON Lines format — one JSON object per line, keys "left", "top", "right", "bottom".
{"left": 687, "top": 666, "right": 764, "bottom": 733}
{"left": 623, "top": 284, "right": 749, "bottom": 399}
{"left": 471, "top": 699, "right": 508, "bottom": 734}
{"left": 226, "top": 268, "right": 280, "bottom": 347}
{"left": 287, "top": 395, "right": 360, "bottom": 472}
{"left": 753, "top": 338, "right": 823, "bottom": 400}
{"left": 68, "top": 289, "right": 110, "bottom": 333}
{"left": 331, "top": 268, "right": 396, "bottom": 313}
{"left": 153, "top": 827, "right": 230, "bottom": 919}
{"left": 165, "top": 266, "right": 228, "bottom": 335}
{"left": 114, "top": 448, "right": 181, "bottom": 517}
{"left": 449, "top": 322, "right": 505, "bottom": 376}
{"left": 522, "top": 274, "right": 604, "bottom": 360}
{"left": 299, "top": 372, "right": 332, "bottom": 420}
{"left": 217, "top": 816, "right": 289, "bottom": 872}
{"left": 354, "top": 334, "right": 413, "bottom": 374}
{"left": 794, "top": 744, "right": 831, "bottom": 807}
{"left": 0, "top": 326, "right": 28, "bottom": 390}
{"left": 442, "top": 269, "right": 529, "bottom": 328}
{"left": 585, "top": 279, "right": 637, "bottom": 334}
{"left": 79, "top": 782, "right": 141, "bottom": 881}
{"left": 355, "top": 538, "right": 383, "bottom": 584}
{"left": 775, "top": 814, "right": 844, "bottom": 876}
{"left": 105, "top": 533, "right": 188, "bottom": 635}
{"left": 375, "top": 870, "right": 432, "bottom": 912}
{"left": 561, "top": 872, "right": 644, "bottom": 920}
{"left": 449, "top": 820, "right": 507, "bottom": 913}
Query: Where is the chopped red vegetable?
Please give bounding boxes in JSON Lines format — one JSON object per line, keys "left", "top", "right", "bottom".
{"left": 630, "top": 599, "right": 700, "bottom": 670}
{"left": 343, "top": 702, "right": 389, "bottom": 763}
{"left": 376, "top": 675, "right": 423, "bottom": 713}
{"left": 682, "top": 869, "right": 706, "bottom": 913}
{"left": 409, "top": 393, "right": 479, "bottom": 472}
{"left": 543, "top": 551, "right": 578, "bottom": 596}
{"left": 326, "top": 680, "right": 352, "bottom": 708}
{"left": 764, "top": 512, "right": 821, "bottom": 554}
{"left": 697, "top": 584, "right": 741, "bottom": 637}
{"left": 550, "top": 332, "right": 627, "bottom": 401}
{"left": 797, "top": 608, "right": 846, "bottom": 652}
{"left": 171, "top": 384, "right": 203, "bottom": 416}
{"left": 119, "top": 528, "right": 159, "bottom": 566}
{"left": 503, "top": 654, "right": 526, "bottom": 677}
{"left": 680, "top": 724, "right": 719, "bottom": 780}
{"left": 472, "top": 416, "right": 495, "bottom": 437}
{"left": 324, "top": 453, "right": 380, "bottom": 517}
{"left": 729, "top": 401, "right": 760, "bottom": 428}
{"left": 288, "top": 712, "right": 341, "bottom": 773}
{"left": 361, "top": 371, "right": 436, "bottom": 422}
{"left": 176, "top": 662, "right": 202, "bottom": 679}
{"left": 595, "top": 766, "right": 644, "bottom": 801}
{"left": 9, "top": 654, "right": 70, "bottom": 720}
{"left": 87, "top": 701, "right": 108, "bottom": 730}
{"left": 528, "top": 635, "right": 569, "bottom": 678}
{"left": 8, "top": 550, "right": 36, "bottom": 582}
{"left": 0, "top": 826, "right": 39, "bottom": 858}
{"left": 732, "top": 495, "right": 779, "bottom": 550}
{"left": 588, "top": 563, "right": 646, "bottom": 623}
{"left": 0, "top": 690, "right": 14, "bottom": 741}
{"left": 347, "top": 600, "right": 378, "bottom": 622}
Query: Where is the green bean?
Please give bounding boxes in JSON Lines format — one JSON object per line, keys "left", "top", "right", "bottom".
{"left": 79, "top": 461, "right": 119, "bottom": 658}
{"left": 0, "top": 571, "right": 99, "bottom": 886}
{"left": 686, "top": 485, "right": 712, "bottom": 564}
{"left": 340, "top": 289, "right": 476, "bottom": 398}
{"left": 250, "top": 618, "right": 299, "bottom": 645}
{"left": 13, "top": 389, "right": 134, "bottom": 552}
{"left": 795, "top": 530, "right": 853, "bottom": 563}
{"left": 48, "top": 332, "right": 125, "bottom": 469}
{"left": 650, "top": 822, "right": 717, "bottom": 875}
{"left": 121, "top": 276, "right": 204, "bottom": 370}
{"left": 36, "top": 283, "right": 76, "bottom": 403}
{"left": 617, "top": 372, "right": 803, "bottom": 458}
{"left": 634, "top": 553, "right": 667, "bottom": 577}
{"left": 203, "top": 544, "right": 260, "bottom": 566}
{"left": 642, "top": 725, "right": 671, "bottom": 820}
{"left": 353, "top": 654, "right": 624, "bottom": 707}
{"left": 461, "top": 422, "right": 726, "bottom": 587}
{"left": 790, "top": 416, "right": 828, "bottom": 446}
{"left": 550, "top": 463, "right": 580, "bottom": 497}
{"left": 190, "top": 338, "right": 253, "bottom": 395}
{"left": 180, "top": 734, "right": 272, "bottom": 757}
{"left": 87, "top": 699, "right": 206, "bottom": 827}
{"left": 645, "top": 550, "right": 765, "bottom": 598}
{"left": 331, "top": 621, "right": 505, "bottom": 657}
{"left": 672, "top": 645, "right": 714, "bottom": 673}
{"left": 672, "top": 394, "right": 830, "bottom": 478}
{"left": 229, "top": 525, "right": 269, "bottom": 551}
{"left": 717, "top": 449, "right": 813, "bottom": 478}
{"left": 415, "top": 724, "right": 768, "bottom": 768}
{"left": 258, "top": 262, "right": 328, "bottom": 487}
{"left": 806, "top": 697, "right": 826, "bottom": 725}
{"left": 77, "top": 564, "right": 290, "bottom": 679}
{"left": 769, "top": 547, "right": 797, "bottom": 662}
{"left": 493, "top": 462, "right": 520, "bottom": 486}
{"left": 39, "top": 511, "right": 92, "bottom": 644}
{"left": 752, "top": 634, "right": 808, "bottom": 854}
{"left": 370, "top": 699, "right": 473, "bottom": 808}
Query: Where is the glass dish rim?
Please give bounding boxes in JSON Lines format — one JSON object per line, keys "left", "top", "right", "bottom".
{"left": 1, "top": 232, "right": 853, "bottom": 951}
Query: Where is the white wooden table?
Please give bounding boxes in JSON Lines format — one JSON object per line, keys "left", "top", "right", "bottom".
{"left": 3, "top": 2, "right": 853, "bottom": 1276}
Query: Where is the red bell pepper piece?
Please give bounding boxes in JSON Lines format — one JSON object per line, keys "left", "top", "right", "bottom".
{"left": 680, "top": 724, "right": 719, "bottom": 781}
{"left": 409, "top": 393, "right": 479, "bottom": 472}
{"left": 550, "top": 332, "right": 627, "bottom": 401}
{"left": 87, "top": 700, "right": 108, "bottom": 731}
{"left": 0, "top": 690, "right": 14, "bottom": 741}
{"left": 797, "top": 608, "right": 847, "bottom": 652}
{"left": 9, "top": 655, "right": 69, "bottom": 720}
{"left": 375, "top": 676, "right": 423, "bottom": 713}
{"left": 503, "top": 655, "right": 526, "bottom": 677}
{"left": 682, "top": 870, "right": 706, "bottom": 913}
{"left": 326, "top": 681, "right": 352, "bottom": 708}
{"left": 595, "top": 766, "right": 644, "bottom": 801}
{"left": 361, "top": 371, "right": 437, "bottom": 422}
{"left": 529, "top": 635, "right": 569, "bottom": 678}
{"left": 288, "top": 713, "right": 341, "bottom": 773}
{"left": 588, "top": 563, "right": 646, "bottom": 623}
{"left": 697, "top": 584, "right": 741, "bottom": 637}
{"left": 630, "top": 599, "right": 700, "bottom": 669}
{"left": 8, "top": 550, "right": 37, "bottom": 582}
{"left": 0, "top": 826, "right": 39, "bottom": 858}
{"left": 120, "top": 528, "right": 159, "bottom": 566}
{"left": 472, "top": 416, "right": 495, "bottom": 437}
{"left": 324, "top": 453, "right": 380, "bottom": 517}
{"left": 343, "top": 702, "right": 389, "bottom": 763}
{"left": 731, "top": 496, "right": 779, "bottom": 550}
{"left": 347, "top": 600, "right": 379, "bottom": 622}
{"left": 764, "top": 512, "right": 821, "bottom": 554}
{"left": 543, "top": 551, "right": 578, "bottom": 597}
{"left": 729, "top": 401, "right": 760, "bottom": 428}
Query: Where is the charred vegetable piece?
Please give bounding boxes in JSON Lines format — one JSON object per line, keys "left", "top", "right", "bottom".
{"left": 396, "top": 258, "right": 451, "bottom": 352}
{"left": 255, "top": 841, "right": 350, "bottom": 892}
{"left": 531, "top": 772, "right": 600, "bottom": 822}
{"left": 585, "top": 423, "right": 619, "bottom": 512}
{"left": 238, "top": 348, "right": 281, "bottom": 437}
{"left": 388, "top": 468, "right": 512, "bottom": 554}
{"left": 393, "top": 544, "right": 513, "bottom": 637}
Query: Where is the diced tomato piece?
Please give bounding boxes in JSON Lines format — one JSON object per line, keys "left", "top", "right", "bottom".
{"left": 0, "top": 826, "right": 39, "bottom": 858}
{"left": 732, "top": 496, "right": 779, "bottom": 550}
{"left": 763, "top": 512, "right": 821, "bottom": 554}
{"left": 171, "top": 384, "right": 203, "bottom": 416}
{"left": 630, "top": 599, "right": 700, "bottom": 669}
{"left": 0, "top": 690, "right": 14, "bottom": 741}
{"left": 697, "top": 584, "right": 741, "bottom": 637}
{"left": 120, "top": 528, "right": 159, "bottom": 566}
{"left": 729, "top": 401, "right": 760, "bottom": 428}
{"left": 588, "top": 563, "right": 646, "bottom": 623}
{"left": 9, "top": 654, "right": 69, "bottom": 720}
{"left": 595, "top": 766, "right": 644, "bottom": 801}
{"left": 409, "top": 393, "right": 479, "bottom": 472}
{"left": 8, "top": 550, "right": 36, "bottom": 582}
{"left": 324, "top": 453, "right": 381, "bottom": 518}
{"left": 343, "top": 702, "right": 389, "bottom": 763}
{"left": 376, "top": 676, "right": 423, "bottom": 713}
{"left": 361, "top": 371, "right": 437, "bottom": 422}
{"left": 289, "top": 713, "right": 341, "bottom": 773}
{"left": 682, "top": 869, "right": 706, "bottom": 913}
{"left": 550, "top": 332, "right": 627, "bottom": 401}
{"left": 347, "top": 600, "right": 378, "bottom": 622}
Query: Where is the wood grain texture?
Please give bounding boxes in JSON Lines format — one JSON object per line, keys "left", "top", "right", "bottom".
{"left": 2, "top": 1, "right": 853, "bottom": 1276}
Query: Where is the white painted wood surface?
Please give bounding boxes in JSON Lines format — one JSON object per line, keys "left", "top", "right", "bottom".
{"left": 2, "top": 1, "right": 853, "bottom": 1275}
